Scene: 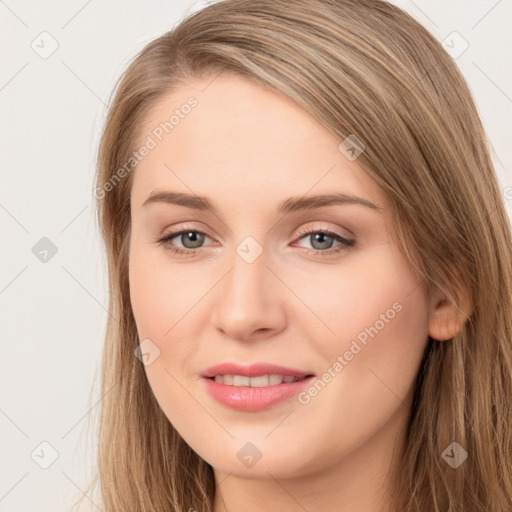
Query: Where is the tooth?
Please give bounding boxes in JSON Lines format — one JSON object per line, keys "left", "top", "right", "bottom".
{"left": 223, "top": 375, "right": 234, "bottom": 385}
{"left": 250, "top": 375, "right": 270, "bottom": 387}
{"left": 233, "top": 375, "right": 251, "bottom": 386}
{"left": 212, "top": 374, "right": 304, "bottom": 386}
{"left": 269, "top": 374, "right": 284, "bottom": 385}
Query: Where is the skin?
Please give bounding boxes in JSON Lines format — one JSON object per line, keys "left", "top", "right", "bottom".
{"left": 128, "top": 73, "right": 465, "bottom": 512}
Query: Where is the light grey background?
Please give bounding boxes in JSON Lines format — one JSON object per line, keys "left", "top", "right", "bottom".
{"left": 1, "top": 1, "right": 511, "bottom": 511}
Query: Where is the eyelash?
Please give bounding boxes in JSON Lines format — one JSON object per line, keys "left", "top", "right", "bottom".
{"left": 155, "top": 223, "right": 356, "bottom": 258}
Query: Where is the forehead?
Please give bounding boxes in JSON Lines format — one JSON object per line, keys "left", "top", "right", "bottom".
{"left": 131, "top": 73, "right": 387, "bottom": 213}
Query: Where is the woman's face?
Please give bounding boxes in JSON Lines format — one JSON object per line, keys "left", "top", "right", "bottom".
{"left": 128, "top": 73, "right": 431, "bottom": 480}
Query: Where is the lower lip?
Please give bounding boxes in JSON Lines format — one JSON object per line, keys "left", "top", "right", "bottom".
{"left": 202, "top": 376, "right": 315, "bottom": 412}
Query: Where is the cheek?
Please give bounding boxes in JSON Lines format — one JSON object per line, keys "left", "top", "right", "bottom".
{"left": 281, "top": 241, "right": 429, "bottom": 350}
{"left": 128, "top": 238, "right": 214, "bottom": 381}
{"left": 128, "top": 239, "right": 200, "bottom": 340}
{"left": 128, "top": 243, "right": 206, "bottom": 430}
{"left": 291, "top": 244, "right": 430, "bottom": 440}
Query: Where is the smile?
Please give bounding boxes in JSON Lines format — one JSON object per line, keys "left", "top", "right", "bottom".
{"left": 209, "top": 374, "right": 307, "bottom": 386}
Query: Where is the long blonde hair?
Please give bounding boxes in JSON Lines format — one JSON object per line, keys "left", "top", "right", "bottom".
{"left": 78, "top": 0, "right": 512, "bottom": 510}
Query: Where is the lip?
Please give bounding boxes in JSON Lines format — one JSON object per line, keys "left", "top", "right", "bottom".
{"left": 201, "top": 362, "right": 313, "bottom": 379}
{"left": 201, "top": 362, "right": 315, "bottom": 412}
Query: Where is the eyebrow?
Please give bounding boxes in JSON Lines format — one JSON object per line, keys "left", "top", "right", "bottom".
{"left": 142, "top": 190, "right": 382, "bottom": 213}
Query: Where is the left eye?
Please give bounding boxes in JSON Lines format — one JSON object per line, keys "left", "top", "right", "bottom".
{"left": 293, "top": 228, "right": 356, "bottom": 256}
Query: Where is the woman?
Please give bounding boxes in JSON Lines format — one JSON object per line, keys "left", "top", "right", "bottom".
{"left": 83, "top": 0, "right": 512, "bottom": 510}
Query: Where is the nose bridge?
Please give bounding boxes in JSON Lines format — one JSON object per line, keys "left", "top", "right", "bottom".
{"left": 212, "top": 240, "right": 284, "bottom": 339}
{"left": 230, "top": 244, "right": 269, "bottom": 298}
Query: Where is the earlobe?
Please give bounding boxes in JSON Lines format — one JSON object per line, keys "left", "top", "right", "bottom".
{"left": 428, "top": 288, "right": 473, "bottom": 342}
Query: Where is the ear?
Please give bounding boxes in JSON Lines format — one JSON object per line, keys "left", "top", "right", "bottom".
{"left": 428, "top": 285, "right": 473, "bottom": 342}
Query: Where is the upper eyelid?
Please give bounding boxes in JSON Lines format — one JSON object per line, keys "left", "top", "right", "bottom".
{"left": 161, "top": 223, "right": 348, "bottom": 235}
{"left": 161, "top": 224, "right": 214, "bottom": 240}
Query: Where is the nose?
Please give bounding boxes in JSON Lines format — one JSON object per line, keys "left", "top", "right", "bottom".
{"left": 211, "top": 246, "right": 287, "bottom": 342}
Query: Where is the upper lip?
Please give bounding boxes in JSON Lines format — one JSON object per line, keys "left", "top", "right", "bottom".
{"left": 201, "top": 362, "right": 314, "bottom": 379}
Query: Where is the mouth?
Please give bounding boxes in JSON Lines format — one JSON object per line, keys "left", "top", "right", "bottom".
{"left": 200, "top": 362, "right": 316, "bottom": 412}
{"left": 206, "top": 374, "right": 313, "bottom": 386}
{"left": 201, "top": 361, "right": 314, "bottom": 380}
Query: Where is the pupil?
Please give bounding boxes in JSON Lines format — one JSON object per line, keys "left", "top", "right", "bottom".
{"left": 183, "top": 232, "right": 204, "bottom": 249}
